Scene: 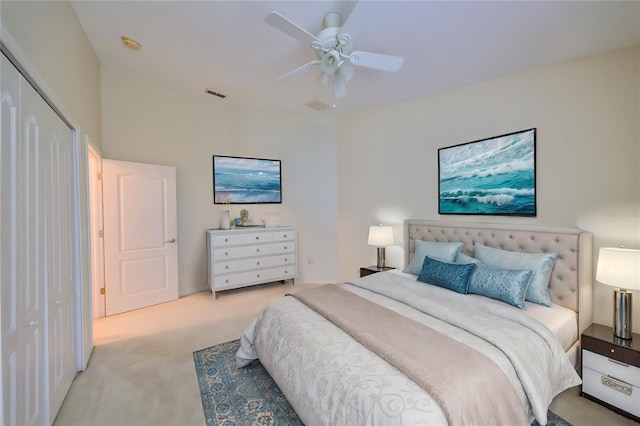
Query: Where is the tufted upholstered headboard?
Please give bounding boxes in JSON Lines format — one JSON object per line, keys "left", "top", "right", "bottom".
{"left": 404, "top": 220, "right": 593, "bottom": 334}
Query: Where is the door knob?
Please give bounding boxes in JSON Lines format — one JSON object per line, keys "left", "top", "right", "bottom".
{"left": 165, "top": 238, "right": 176, "bottom": 243}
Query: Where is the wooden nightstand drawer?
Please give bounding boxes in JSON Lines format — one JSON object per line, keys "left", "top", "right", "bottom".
{"left": 582, "top": 334, "right": 640, "bottom": 367}
{"left": 583, "top": 366, "right": 640, "bottom": 418}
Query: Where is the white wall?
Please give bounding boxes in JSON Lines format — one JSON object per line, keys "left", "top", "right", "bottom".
{"left": 101, "top": 66, "right": 340, "bottom": 296}
{"left": 338, "top": 46, "right": 640, "bottom": 330}
{"left": 1, "top": 0, "right": 102, "bottom": 150}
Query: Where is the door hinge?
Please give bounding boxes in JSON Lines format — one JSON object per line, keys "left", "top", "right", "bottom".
{"left": 98, "top": 230, "right": 104, "bottom": 238}
{"left": 97, "top": 172, "right": 102, "bottom": 180}
{"left": 100, "top": 287, "right": 105, "bottom": 295}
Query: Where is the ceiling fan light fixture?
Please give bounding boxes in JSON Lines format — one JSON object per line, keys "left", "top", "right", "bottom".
{"left": 320, "top": 72, "right": 332, "bottom": 87}
{"left": 339, "top": 64, "right": 354, "bottom": 83}
{"left": 320, "top": 50, "right": 342, "bottom": 74}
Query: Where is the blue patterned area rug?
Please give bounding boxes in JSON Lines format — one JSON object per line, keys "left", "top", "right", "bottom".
{"left": 193, "top": 339, "right": 571, "bottom": 426}
{"left": 193, "top": 339, "right": 302, "bottom": 426}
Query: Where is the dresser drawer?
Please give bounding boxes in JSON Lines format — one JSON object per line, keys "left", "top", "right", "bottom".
{"left": 215, "top": 254, "right": 295, "bottom": 274}
{"left": 583, "top": 366, "right": 640, "bottom": 417}
{"left": 213, "top": 242, "right": 295, "bottom": 260}
{"left": 212, "top": 231, "right": 273, "bottom": 246}
{"left": 214, "top": 266, "right": 296, "bottom": 290}
{"left": 583, "top": 350, "right": 640, "bottom": 387}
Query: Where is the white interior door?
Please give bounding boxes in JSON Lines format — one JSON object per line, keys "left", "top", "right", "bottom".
{"left": 103, "top": 160, "right": 178, "bottom": 316}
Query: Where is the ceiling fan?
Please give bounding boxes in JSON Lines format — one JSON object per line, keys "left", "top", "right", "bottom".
{"left": 264, "top": 8, "right": 404, "bottom": 106}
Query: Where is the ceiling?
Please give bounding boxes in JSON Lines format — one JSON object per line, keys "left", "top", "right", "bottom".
{"left": 71, "top": 1, "right": 640, "bottom": 115}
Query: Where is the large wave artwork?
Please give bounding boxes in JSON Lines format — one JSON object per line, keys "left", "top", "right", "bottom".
{"left": 438, "top": 129, "right": 536, "bottom": 216}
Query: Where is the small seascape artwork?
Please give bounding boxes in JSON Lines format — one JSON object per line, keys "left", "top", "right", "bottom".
{"left": 438, "top": 128, "right": 536, "bottom": 216}
{"left": 213, "top": 155, "right": 282, "bottom": 204}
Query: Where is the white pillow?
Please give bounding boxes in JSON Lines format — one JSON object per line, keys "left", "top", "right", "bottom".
{"left": 404, "top": 240, "right": 463, "bottom": 275}
{"left": 474, "top": 243, "right": 557, "bottom": 307}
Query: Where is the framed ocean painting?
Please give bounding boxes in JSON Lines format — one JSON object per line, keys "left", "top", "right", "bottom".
{"left": 213, "top": 155, "right": 282, "bottom": 204}
{"left": 438, "top": 128, "right": 536, "bottom": 216}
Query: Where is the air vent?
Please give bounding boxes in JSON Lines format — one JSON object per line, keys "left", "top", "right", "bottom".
{"left": 304, "top": 100, "right": 331, "bottom": 111}
{"left": 206, "top": 89, "right": 226, "bottom": 99}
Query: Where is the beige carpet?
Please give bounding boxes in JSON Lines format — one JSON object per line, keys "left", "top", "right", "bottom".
{"left": 53, "top": 282, "right": 637, "bottom": 426}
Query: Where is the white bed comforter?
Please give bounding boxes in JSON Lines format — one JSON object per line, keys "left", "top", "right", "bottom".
{"left": 237, "top": 272, "right": 581, "bottom": 425}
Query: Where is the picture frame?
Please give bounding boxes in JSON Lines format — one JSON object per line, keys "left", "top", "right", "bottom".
{"left": 213, "top": 155, "right": 282, "bottom": 204}
{"left": 438, "top": 128, "right": 536, "bottom": 216}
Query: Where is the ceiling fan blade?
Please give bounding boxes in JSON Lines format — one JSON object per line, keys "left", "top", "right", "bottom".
{"left": 265, "top": 12, "right": 320, "bottom": 45}
{"left": 348, "top": 51, "right": 404, "bottom": 72}
{"left": 278, "top": 60, "right": 321, "bottom": 83}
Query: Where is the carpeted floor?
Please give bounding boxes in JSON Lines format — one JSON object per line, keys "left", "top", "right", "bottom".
{"left": 194, "top": 339, "right": 571, "bottom": 426}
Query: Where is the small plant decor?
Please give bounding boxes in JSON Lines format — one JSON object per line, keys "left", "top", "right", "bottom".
{"left": 239, "top": 209, "right": 250, "bottom": 225}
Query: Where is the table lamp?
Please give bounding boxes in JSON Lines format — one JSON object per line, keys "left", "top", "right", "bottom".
{"left": 596, "top": 247, "right": 640, "bottom": 339}
{"left": 368, "top": 225, "right": 394, "bottom": 269}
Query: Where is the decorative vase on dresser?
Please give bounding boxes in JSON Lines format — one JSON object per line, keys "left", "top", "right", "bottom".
{"left": 206, "top": 226, "right": 297, "bottom": 299}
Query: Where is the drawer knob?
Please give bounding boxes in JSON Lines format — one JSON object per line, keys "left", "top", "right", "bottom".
{"left": 256, "top": 236, "right": 259, "bottom": 240}
{"left": 225, "top": 266, "right": 229, "bottom": 270}
{"left": 283, "top": 234, "right": 287, "bottom": 238}
{"left": 285, "top": 270, "right": 288, "bottom": 274}
{"left": 284, "top": 258, "right": 288, "bottom": 262}
{"left": 611, "top": 348, "right": 615, "bottom": 353}
{"left": 225, "top": 251, "right": 229, "bottom": 256}
{"left": 257, "top": 274, "right": 261, "bottom": 278}
{"left": 256, "top": 248, "right": 260, "bottom": 253}
{"left": 225, "top": 279, "right": 229, "bottom": 284}
{"left": 225, "top": 238, "right": 229, "bottom": 243}
{"left": 284, "top": 246, "right": 288, "bottom": 250}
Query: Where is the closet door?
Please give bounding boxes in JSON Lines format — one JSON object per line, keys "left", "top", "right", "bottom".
{"left": 35, "top": 81, "right": 76, "bottom": 420}
{"left": 1, "top": 53, "right": 47, "bottom": 426}
{"left": 1, "top": 52, "right": 76, "bottom": 425}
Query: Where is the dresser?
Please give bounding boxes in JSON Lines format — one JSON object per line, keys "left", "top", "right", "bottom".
{"left": 581, "top": 323, "right": 640, "bottom": 422}
{"left": 206, "top": 227, "right": 297, "bottom": 298}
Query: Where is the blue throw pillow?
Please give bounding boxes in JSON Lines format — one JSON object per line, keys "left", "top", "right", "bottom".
{"left": 404, "top": 240, "right": 464, "bottom": 275}
{"left": 417, "top": 256, "right": 476, "bottom": 294}
{"left": 467, "top": 263, "right": 533, "bottom": 309}
{"left": 474, "top": 244, "right": 557, "bottom": 307}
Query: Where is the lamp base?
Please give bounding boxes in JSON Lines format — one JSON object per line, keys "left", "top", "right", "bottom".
{"left": 376, "top": 247, "right": 386, "bottom": 269}
{"left": 613, "top": 289, "right": 633, "bottom": 340}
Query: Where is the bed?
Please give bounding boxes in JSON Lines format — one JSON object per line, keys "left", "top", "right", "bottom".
{"left": 237, "top": 220, "right": 593, "bottom": 425}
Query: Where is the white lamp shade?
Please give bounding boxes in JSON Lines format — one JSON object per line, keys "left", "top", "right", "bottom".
{"left": 368, "top": 226, "right": 393, "bottom": 247}
{"left": 596, "top": 247, "right": 640, "bottom": 290}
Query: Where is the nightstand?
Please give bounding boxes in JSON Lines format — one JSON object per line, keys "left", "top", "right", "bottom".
{"left": 581, "top": 323, "right": 640, "bottom": 422}
{"left": 360, "top": 266, "right": 395, "bottom": 277}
